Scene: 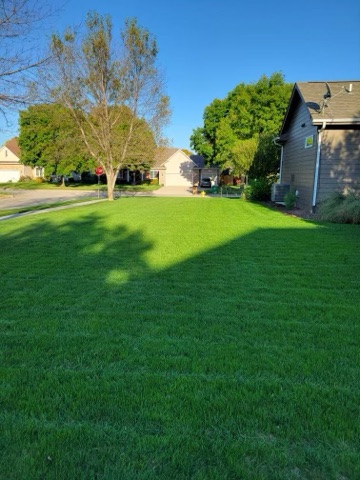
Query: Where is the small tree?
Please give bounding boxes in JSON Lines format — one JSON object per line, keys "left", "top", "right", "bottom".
{"left": 46, "top": 12, "right": 170, "bottom": 200}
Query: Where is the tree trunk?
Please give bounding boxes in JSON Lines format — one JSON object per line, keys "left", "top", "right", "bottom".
{"left": 106, "top": 170, "right": 116, "bottom": 200}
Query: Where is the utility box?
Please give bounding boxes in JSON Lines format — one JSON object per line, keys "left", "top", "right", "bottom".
{"left": 271, "top": 183, "right": 290, "bottom": 203}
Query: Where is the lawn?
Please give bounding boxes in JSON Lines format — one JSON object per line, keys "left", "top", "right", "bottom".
{"left": 1, "top": 198, "right": 359, "bottom": 479}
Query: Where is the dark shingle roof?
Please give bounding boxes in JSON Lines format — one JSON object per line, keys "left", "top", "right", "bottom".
{"left": 189, "top": 155, "right": 205, "bottom": 168}
{"left": 297, "top": 81, "right": 360, "bottom": 123}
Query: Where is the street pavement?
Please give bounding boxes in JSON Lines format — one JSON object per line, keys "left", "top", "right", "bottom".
{"left": 0, "top": 188, "right": 100, "bottom": 209}
{"left": 0, "top": 186, "right": 195, "bottom": 210}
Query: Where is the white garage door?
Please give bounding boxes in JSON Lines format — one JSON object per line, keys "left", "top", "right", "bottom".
{"left": 0, "top": 170, "right": 20, "bottom": 183}
{"left": 165, "top": 172, "right": 193, "bottom": 186}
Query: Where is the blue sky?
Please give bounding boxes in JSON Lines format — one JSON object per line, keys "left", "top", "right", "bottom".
{"left": 1, "top": 0, "right": 359, "bottom": 149}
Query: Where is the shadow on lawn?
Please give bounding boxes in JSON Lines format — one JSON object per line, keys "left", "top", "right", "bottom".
{"left": 0, "top": 211, "right": 359, "bottom": 479}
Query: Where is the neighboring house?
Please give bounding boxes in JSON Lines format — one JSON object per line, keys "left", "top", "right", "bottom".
{"left": 0, "top": 137, "right": 44, "bottom": 182}
{"left": 276, "top": 81, "right": 360, "bottom": 211}
{"left": 150, "top": 148, "right": 219, "bottom": 187}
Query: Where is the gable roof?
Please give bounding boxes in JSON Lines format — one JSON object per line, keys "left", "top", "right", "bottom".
{"left": 152, "top": 147, "right": 205, "bottom": 169}
{"left": 280, "top": 81, "right": 360, "bottom": 133}
{"left": 189, "top": 154, "right": 205, "bottom": 168}
{"left": 153, "top": 147, "right": 179, "bottom": 168}
{"left": 3, "top": 137, "right": 20, "bottom": 157}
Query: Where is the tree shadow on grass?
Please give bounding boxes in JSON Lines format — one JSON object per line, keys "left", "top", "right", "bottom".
{"left": 0, "top": 209, "right": 359, "bottom": 479}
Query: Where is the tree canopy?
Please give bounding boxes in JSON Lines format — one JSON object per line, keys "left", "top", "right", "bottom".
{"left": 18, "top": 103, "right": 91, "bottom": 175}
{"left": 40, "top": 12, "right": 170, "bottom": 199}
{"left": 190, "top": 72, "right": 292, "bottom": 177}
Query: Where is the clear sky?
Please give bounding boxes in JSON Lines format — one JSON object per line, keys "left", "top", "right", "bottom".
{"left": 1, "top": 0, "right": 359, "bottom": 150}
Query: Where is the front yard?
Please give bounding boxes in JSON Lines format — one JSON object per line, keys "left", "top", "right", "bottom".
{"left": 1, "top": 198, "right": 359, "bottom": 479}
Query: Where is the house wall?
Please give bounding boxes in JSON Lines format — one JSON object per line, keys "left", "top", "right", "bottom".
{"left": 164, "top": 151, "right": 195, "bottom": 186}
{"left": 159, "top": 169, "right": 166, "bottom": 186}
{"left": 0, "top": 146, "right": 21, "bottom": 182}
{"left": 317, "top": 128, "right": 360, "bottom": 201}
{"left": 281, "top": 101, "right": 318, "bottom": 210}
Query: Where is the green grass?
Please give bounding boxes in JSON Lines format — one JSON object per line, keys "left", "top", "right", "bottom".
{"left": 0, "top": 198, "right": 359, "bottom": 479}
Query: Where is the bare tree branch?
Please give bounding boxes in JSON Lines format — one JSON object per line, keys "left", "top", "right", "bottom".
{"left": 0, "top": 0, "right": 54, "bottom": 119}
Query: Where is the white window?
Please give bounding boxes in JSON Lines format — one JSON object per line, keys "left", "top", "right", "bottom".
{"left": 35, "top": 167, "right": 44, "bottom": 177}
{"left": 150, "top": 169, "right": 159, "bottom": 179}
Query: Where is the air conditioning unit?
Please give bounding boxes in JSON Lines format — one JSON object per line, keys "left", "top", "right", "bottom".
{"left": 271, "top": 183, "right": 290, "bottom": 202}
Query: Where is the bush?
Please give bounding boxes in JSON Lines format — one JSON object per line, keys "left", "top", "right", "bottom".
{"left": 19, "top": 175, "right": 33, "bottom": 182}
{"left": 284, "top": 190, "right": 297, "bottom": 209}
{"left": 316, "top": 192, "right": 360, "bottom": 224}
{"left": 242, "top": 185, "right": 252, "bottom": 200}
{"left": 245, "top": 177, "right": 272, "bottom": 201}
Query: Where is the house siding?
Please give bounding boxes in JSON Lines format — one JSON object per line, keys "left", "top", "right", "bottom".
{"left": 0, "top": 142, "right": 40, "bottom": 182}
{"left": 281, "top": 100, "right": 318, "bottom": 210}
{"left": 0, "top": 146, "right": 34, "bottom": 181}
{"left": 318, "top": 128, "right": 360, "bottom": 201}
{"left": 164, "top": 151, "right": 195, "bottom": 186}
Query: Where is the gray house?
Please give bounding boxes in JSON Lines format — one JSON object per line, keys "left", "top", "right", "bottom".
{"left": 275, "top": 81, "right": 360, "bottom": 211}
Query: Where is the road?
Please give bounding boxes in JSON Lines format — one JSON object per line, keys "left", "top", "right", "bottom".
{"left": 0, "top": 188, "right": 102, "bottom": 209}
{"left": 0, "top": 185, "right": 199, "bottom": 212}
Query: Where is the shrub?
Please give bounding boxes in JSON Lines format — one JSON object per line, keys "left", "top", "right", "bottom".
{"left": 316, "top": 192, "right": 360, "bottom": 224}
{"left": 19, "top": 175, "right": 32, "bottom": 182}
{"left": 248, "top": 177, "right": 272, "bottom": 201}
{"left": 284, "top": 190, "right": 297, "bottom": 209}
{"left": 242, "top": 185, "right": 252, "bottom": 200}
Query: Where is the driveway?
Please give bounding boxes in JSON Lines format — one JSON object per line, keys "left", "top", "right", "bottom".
{"left": 151, "top": 186, "right": 194, "bottom": 197}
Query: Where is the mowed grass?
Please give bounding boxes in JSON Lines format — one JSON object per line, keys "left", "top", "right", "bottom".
{"left": 0, "top": 198, "right": 359, "bottom": 480}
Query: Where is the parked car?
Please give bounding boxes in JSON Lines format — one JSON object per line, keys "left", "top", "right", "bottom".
{"left": 199, "top": 177, "right": 212, "bottom": 188}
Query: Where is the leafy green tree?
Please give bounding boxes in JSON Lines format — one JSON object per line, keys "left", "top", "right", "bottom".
{"left": 191, "top": 98, "right": 228, "bottom": 164}
{"left": 191, "top": 72, "right": 292, "bottom": 176}
{"left": 18, "top": 104, "right": 91, "bottom": 175}
{"left": 249, "top": 133, "right": 281, "bottom": 178}
{"left": 231, "top": 137, "right": 258, "bottom": 176}
{"left": 190, "top": 126, "right": 213, "bottom": 161}
{"left": 43, "top": 12, "right": 170, "bottom": 200}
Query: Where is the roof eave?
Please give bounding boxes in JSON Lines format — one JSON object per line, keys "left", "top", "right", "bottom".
{"left": 312, "top": 118, "right": 360, "bottom": 126}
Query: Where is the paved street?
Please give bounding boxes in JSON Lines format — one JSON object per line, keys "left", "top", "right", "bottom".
{"left": 0, "top": 185, "right": 195, "bottom": 210}
{"left": 0, "top": 188, "right": 100, "bottom": 209}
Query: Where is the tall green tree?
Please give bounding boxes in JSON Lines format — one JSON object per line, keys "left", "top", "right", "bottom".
{"left": 42, "top": 12, "right": 170, "bottom": 200}
{"left": 18, "top": 104, "right": 91, "bottom": 175}
{"left": 190, "top": 72, "right": 292, "bottom": 176}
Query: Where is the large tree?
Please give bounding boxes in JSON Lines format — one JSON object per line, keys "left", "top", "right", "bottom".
{"left": 18, "top": 103, "right": 91, "bottom": 175}
{"left": 0, "top": 0, "right": 50, "bottom": 118}
{"left": 43, "top": 12, "right": 170, "bottom": 200}
{"left": 191, "top": 72, "right": 292, "bottom": 177}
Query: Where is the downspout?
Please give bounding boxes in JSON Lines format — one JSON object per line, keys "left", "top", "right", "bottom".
{"left": 312, "top": 122, "right": 326, "bottom": 210}
{"left": 273, "top": 137, "right": 284, "bottom": 182}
